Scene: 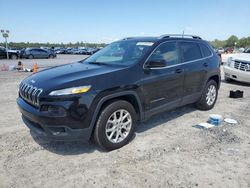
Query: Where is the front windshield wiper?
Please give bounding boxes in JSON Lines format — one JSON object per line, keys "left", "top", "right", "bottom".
{"left": 88, "top": 62, "right": 108, "bottom": 65}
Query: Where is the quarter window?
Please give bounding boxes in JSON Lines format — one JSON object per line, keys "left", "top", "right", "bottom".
{"left": 147, "top": 42, "right": 178, "bottom": 66}
{"left": 200, "top": 43, "right": 212, "bottom": 57}
{"left": 180, "top": 42, "right": 202, "bottom": 62}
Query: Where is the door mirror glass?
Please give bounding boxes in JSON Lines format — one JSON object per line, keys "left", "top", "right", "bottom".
{"left": 145, "top": 59, "right": 167, "bottom": 68}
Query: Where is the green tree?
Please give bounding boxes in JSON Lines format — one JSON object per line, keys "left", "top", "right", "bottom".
{"left": 226, "top": 35, "right": 238, "bottom": 47}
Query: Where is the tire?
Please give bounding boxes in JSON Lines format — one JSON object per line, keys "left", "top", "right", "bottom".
{"left": 94, "top": 100, "right": 137, "bottom": 151}
{"left": 28, "top": 55, "right": 34, "bottom": 59}
{"left": 10, "top": 54, "right": 18, "bottom": 60}
{"left": 196, "top": 80, "right": 218, "bottom": 110}
{"left": 48, "top": 54, "right": 54, "bottom": 59}
{"left": 224, "top": 76, "right": 231, "bottom": 82}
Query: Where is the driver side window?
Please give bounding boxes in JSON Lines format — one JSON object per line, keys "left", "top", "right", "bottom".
{"left": 148, "top": 42, "right": 179, "bottom": 66}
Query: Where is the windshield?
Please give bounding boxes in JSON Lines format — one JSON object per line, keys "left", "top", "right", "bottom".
{"left": 84, "top": 40, "right": 154, "bottom": 66}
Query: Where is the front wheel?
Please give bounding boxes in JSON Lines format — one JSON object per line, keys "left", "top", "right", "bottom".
{"left": 94, "top": 100, "right": 137, "bottom": 151}
{"left": 196, "top": 80, "right": 218, "bottom": 110}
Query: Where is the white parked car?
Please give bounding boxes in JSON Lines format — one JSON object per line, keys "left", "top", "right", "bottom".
{"left": 223, "top": 48, "right": 250, "bottom": 83}
{"left": 217, "top": 47, "right": 225, "bottom": 53}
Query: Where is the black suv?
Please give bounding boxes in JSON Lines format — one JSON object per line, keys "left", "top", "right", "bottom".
{"left": 0, "top": 47, "right": 19, "bottom": 59}
{"left": 17, "top": 35, "right": 221, "bottom": 150}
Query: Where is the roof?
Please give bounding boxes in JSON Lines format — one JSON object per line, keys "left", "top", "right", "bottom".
{"left": 120, "top": 34, "right": 203, "bottom": 43}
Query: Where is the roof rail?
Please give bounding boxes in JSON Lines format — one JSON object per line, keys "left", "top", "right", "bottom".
{"left": 122, "top": 37, "right": 134, "bottom": 40}
{"left": 159, "top": 34, "right": 202, "bottom": 40}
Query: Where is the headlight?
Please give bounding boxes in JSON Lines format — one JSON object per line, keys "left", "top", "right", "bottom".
{"left": 227, "top": 57, "right": 233, "bottom": 67}
{"left": 49, "top": 85, "right": 91, "bottom": 96}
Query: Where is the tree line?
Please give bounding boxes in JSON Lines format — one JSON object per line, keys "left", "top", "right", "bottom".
{"left": 210, "top": 35, "right": 250, "bottom": 49}
{"left": 1, "top": 35, "right": 250, "bottom": 49}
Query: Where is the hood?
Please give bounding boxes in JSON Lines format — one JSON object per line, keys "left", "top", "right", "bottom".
{"left": 22, "top": 62, "right": 124, "bottom": 93}
{"left": 232, "top": 53, "right": 250, "bottom": 62}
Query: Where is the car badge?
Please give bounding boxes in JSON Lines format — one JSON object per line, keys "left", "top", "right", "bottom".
{"left": 31, "top": 80, "right": 36, "bottom": 84}
{"left": 245, "top": 64, "right": 250, "bottom": 71}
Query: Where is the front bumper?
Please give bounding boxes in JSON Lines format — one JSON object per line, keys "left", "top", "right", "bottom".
{"left": 17, "top": 97, "right": 93, "bottom": 141}
{"left": 223, "top": 66, "right": 250, "bottom": 83}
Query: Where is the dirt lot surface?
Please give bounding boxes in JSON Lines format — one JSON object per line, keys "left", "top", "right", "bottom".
{"left": 0, "top": 55, "right": 249, "bottom": 188}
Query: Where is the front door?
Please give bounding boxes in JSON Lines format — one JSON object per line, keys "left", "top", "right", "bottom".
{"left": 0, "top": 48, "right": 6, "bottom": 59}
{"left": 142, "top": 41, "right": 184, "bottom": 114}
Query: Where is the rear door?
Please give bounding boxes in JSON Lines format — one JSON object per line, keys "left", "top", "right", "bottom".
{"left": 142, "top": 41, "right": 184, "bottom": 113}
{"left": 179, "top": 41, "right": 210, "bottom": 103}
{"left": 39, "top": 49, "right": 49, "bottom": 58}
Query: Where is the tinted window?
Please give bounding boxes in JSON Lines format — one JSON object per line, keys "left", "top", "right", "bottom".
{"left": 180, "top": 42, "right": 202, "bottom": 62}
{"left": 38, "top": 49, "right": 46, "bottom": 53}
{"left": 148, "top": 42, "right": 178, "bottom": 66}
{"left": 200, "top": 43, "right": 212, "bottom": 57}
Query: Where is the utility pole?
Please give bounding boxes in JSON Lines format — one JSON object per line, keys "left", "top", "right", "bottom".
{"left": 1, "top": 30, "right": 10, "bottom": 59}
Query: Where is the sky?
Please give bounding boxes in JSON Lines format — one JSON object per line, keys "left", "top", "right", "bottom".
{"left": 0, "top": 0, "right": 250, "bottom": 43}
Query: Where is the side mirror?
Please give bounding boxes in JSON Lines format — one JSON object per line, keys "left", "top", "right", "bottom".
{"left": 145, "top": 59, "right": 167, "bottom": 69}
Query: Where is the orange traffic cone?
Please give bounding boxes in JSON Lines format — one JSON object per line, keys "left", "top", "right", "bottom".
{"left": 1, "top": 64, "right": 8, "bottom": 71}
{"left": 33, "top": 63, "right": 38, "bottom": 73}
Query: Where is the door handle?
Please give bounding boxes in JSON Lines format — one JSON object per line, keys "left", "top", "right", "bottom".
{"left": 203, "top": 62, "right": 208, "bottom": 67}
{"left": 175, "top": 68, "right": 183, "bottom": 74}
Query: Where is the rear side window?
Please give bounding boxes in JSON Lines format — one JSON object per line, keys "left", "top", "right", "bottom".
{"left": 200, "top": 43, "right": 212, "bottom": 57}
{"left": 180, "top": 42, "right": 202, "bottom": 62}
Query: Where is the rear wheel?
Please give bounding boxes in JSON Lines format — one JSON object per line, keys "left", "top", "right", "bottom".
{"left": 196, "top": 80, "right": 218, "bottom": 110}
{"left": 10, "top": 54, "right": 18, "bottom": 60}
{"left": 28, "top": 55, "right": 34, "bottom": 59}
{"left": 224, "top": 76, "right": 231, "bottom": 82}
{"left": 94, "top": 100, "right": 137, "bottom": 151}
{"left": 48, "top": 54, "right": 54, "bottom": 59}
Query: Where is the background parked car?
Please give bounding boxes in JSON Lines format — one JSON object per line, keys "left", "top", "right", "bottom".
{"left": 86, "top": 48, "right": 100, "bottom": 55}
{"left": 224, "top": 49, "right": 250, "bottom": 83}
{"left": 0, "top": 46, "right": 20, "bottom": 59}
{"left": 225, "top": 47, "right": 234, "bottom": 53}
{"left": 21, "top": 48, "right": 56, "bottom": 59}
{"left": 55, "top": 48, "right": 67, "bottom": 54}
{"left": 217, "top": 47, "right": 225, "bottom": 53}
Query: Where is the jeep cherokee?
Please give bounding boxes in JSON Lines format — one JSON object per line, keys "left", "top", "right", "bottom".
{"left": 17, "top": 34, "right": 221, "bottom": 150}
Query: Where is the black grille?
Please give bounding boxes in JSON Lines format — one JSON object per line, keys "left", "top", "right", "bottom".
{"left": 234, "top": 60, "right": 250, "bottom": 72}
{"left": 19, "top": 83, "right": 43, "bottom": 107}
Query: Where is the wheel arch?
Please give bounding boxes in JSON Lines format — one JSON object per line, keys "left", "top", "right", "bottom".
{"left": 87, "top": 91, "right": 144, "bottom": 140}
{"left": 208, "top": 74, "right": 220, "bottom": 89}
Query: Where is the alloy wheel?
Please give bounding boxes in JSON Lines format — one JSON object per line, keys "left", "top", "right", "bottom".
{"left": 206, "top": 85, "right": 217, "bottom": 106}
{"left": 105, "top": 109, "right": 132, "bottom": 143}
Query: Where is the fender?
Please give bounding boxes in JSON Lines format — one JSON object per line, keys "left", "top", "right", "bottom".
{"left": 205, "top": 70, "right": 221, "bottom": 88}
{"left": 86, "top": 90, "right": 144, "bottom": 140}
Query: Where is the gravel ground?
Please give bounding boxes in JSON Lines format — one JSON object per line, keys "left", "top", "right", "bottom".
{"left": 0, "top": 55, "right": 250, "bottom": 188}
